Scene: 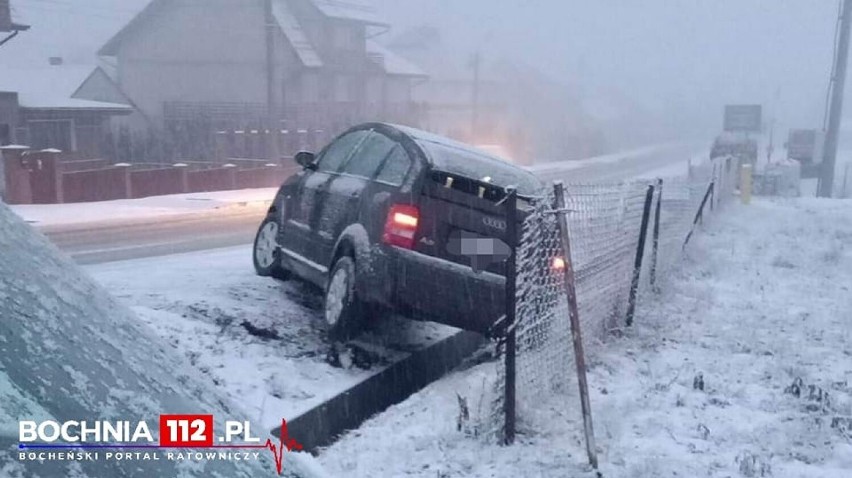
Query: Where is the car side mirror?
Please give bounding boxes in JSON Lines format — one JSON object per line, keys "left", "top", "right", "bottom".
{"left": 295, "top": 151, "right": 316, "bottom": 170}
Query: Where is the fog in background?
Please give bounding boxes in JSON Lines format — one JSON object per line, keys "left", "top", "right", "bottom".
{"left": 6, "top": 0, "right": 846, "bottom": 158}
{"left": 374, "top": 0, "right": 842, "bottom": 150}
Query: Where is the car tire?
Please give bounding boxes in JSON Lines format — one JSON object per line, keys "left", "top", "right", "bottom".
{"left": 324, "top": 256, "right": 364, "bottom": 341}
{"left": 253, "top": 216, "right": 289, "bottom": 280}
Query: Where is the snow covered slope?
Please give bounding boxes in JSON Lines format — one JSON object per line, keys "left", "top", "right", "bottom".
{"left": 318, "top": 197, "right": 852, "bottom": 477}
{"left": 0, "top": 201, "right": 281, "bottom": 476}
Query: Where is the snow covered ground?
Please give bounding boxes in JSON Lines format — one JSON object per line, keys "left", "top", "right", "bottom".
{"left": 527, "top": 143, "right": 681, "bottom": 174}
{"left": 10, "top": 188, "right": 277, "bottom": 228}
{"left": 86, "top": 246, "right": 458, "bottom": 432}
{"left": 318, "top": 197, "right": 852, "bottom": 477}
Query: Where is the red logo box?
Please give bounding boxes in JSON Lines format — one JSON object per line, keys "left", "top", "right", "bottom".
{"left": 159, "top": 414, "right": 213, "bottom": 447}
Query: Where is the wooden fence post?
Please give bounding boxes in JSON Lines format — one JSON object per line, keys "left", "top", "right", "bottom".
{"left": 553, "top": 181, "right": 598, "bottom": 469}
{"left": 503, "top": 188, "right": 518, "bottom": 445}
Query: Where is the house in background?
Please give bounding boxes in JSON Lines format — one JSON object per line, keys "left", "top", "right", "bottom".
{"left": 77, "top": 0, "right": 426, "bottom": 161}
{"left": 0, "top": 0, "right": 28, "bottom": 37}
{"left": 0, "top": 62, "right": 132, "bottom": 158}
{"left": 0, "top": 0, "right": 133, "bottom": 156}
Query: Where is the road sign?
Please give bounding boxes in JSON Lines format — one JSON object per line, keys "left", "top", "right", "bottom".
{"left": 723, "top": 105, "right": 762, "bottom": 132}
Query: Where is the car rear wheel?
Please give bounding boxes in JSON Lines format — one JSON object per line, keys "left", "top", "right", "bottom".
{"left": 324, "top": 256, "right": 364, "bottom": 341}
{"left": 253, "top": 216, "right": 289, "bottom": 280}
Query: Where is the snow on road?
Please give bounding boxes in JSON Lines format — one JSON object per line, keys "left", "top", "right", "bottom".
{"left": 11, "top": 188, "right": 278, "bottom": 228}
{"left": 530, "top": 142, "right": 707, "bottom": 184}
{"left": 85, "top": 246, "right": 457, "bottom": 431}
{"left": 318, "top": 197, "right": 852, "bottom": 477}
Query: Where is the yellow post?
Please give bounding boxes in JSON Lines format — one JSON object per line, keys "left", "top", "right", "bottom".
{"left": 740, "top": 164, "right": 752, "bottom": 204}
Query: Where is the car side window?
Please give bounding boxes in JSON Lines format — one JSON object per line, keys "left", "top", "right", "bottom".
{"left": 376, "top": 145, "right": 412, "bottom": 186}
{"left": 342, "top": 132, "right": 397, "bottom": 179}
{"left": 315, "top": 130, "right": 370, "bottom": 173}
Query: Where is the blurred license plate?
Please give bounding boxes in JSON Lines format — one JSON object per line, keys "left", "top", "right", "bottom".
{"left": 447, "top": 230, "right": 510, "bottom": 272}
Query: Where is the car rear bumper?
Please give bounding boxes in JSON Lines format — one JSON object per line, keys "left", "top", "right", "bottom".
{"left": 377, "top": 246, "right": 506, "bottom": 334}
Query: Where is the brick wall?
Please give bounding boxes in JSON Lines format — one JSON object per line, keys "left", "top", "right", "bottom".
{"left": 4, "top": 150, "right": 298, "bottom": 203}
{"left": 62, "top": 167, "right": 130, "bottom": 203}
{"left": 130, "top": 167, "right": 187, "bottom": 198}
{"left": 187, "top": 167, "right": 237, "bottom": 193}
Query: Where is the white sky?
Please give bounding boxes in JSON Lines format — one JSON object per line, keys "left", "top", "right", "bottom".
{"left": 374, "top": 0, "right": 843, "bottom": 138}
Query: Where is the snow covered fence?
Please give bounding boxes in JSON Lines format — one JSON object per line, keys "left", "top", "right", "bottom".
{"left": 494, "top": 155, "right": 739, "bottom": 452}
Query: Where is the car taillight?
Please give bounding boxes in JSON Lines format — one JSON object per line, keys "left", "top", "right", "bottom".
{"left": 383, "top": 204, "right": 420, "bottom": 249}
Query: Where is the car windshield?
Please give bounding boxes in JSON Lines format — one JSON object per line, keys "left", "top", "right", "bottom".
{"left": 417, "top": 140, "right": 542, "bottom": 195}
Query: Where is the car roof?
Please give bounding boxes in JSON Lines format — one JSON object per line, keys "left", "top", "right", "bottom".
{"left": 357, "top": 123, "right": 542, "bottom": 194}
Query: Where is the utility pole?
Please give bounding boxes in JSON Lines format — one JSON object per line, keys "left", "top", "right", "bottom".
{"left": 820, "top": 0, "right": 852, "bottom": 197}
{"left": 265, "top": 0, "right": 280, "bottom": 161}
{"left": 471, "top": 51, "right": 481, "bottom": 140}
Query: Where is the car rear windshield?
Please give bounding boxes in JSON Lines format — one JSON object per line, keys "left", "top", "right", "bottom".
{"left": 417, "top": 141, "right": 541, "bottom": 195}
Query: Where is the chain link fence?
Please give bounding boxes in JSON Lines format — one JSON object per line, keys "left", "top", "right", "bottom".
{"left": 494, "top": 156, "right": 741, "bottom": 452}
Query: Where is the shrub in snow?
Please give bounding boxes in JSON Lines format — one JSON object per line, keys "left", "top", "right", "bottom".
{"left": 735, "top": 451, "right": 772, "bottom": 477}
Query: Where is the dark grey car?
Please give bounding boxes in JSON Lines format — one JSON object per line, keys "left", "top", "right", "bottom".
{"left": 253, "top": 123, "right": 542, "bottom": 339}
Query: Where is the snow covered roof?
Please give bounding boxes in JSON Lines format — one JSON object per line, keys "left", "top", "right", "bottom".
{"left": 0, "top": 64, "right": 131, "bottom": 110}
{"left": 0, "top": 0, "right": 144, "bottom": 110}
{"left": 272, "top": 0, "right": 323, "bottom": 68}
{"left": 98, "top": 0, "right": 164, "bottom": 56}
{"left": 99, "top": 0, "right": 388, "bottom": 67}
{"left": 366, "top": 40, "right": 426, "bottom": 77}
{"left": 310, "top": 0, "right": 387, "bottom": 26}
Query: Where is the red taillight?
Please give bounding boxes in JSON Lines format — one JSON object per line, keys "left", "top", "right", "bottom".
{"left": 383, "top": 204, "right": 420, "bottom": 249}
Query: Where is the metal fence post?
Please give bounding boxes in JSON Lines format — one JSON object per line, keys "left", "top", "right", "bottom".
{"left": 503, "top": 188, "right": 518, "bottom": 445}
{"left": 650, "top": 179, "right": 663, "bottom": 288}
{"left": 717, "top": 159, "right": 725, "bottom": 207}
{"left": 705, "top": 180, "right": 715, "bottom": 221}
{"left": 710, "top": 163, "right": 716, "bottom": 212}
{"left": 625, "top": 184, "right": 655, "bottom": 327}
{"left": 553, "top": 182, "right": 598, "bottom": 469}
{"left": 683, "top": 181, "right": 715, "bottom": 249}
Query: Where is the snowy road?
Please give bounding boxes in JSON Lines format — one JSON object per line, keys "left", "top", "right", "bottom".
{"left": 531, "top": 142, "right": 704, "bottom": 183}
{"left": 47, "top": 208, "right": 264, "bottom": 264}
{"left": 47, "top": 142, "right": 704, "bottom": 265}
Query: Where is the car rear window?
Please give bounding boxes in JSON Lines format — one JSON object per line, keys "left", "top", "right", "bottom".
{"left": 418, "top": 141, "right": 541, "bottom": 195}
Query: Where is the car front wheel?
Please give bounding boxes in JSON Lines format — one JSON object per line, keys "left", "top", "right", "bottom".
{"left": 253, "top": 216, "right": 289, "bottom": 280}
{"left": 324, "top": 256, "right": 364, "bottom": 341}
